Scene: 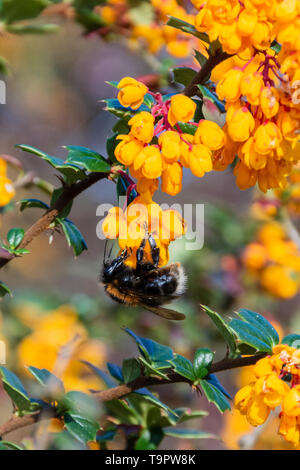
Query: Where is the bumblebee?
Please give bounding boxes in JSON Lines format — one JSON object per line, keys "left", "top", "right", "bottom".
{"left": 101, "top": 233, "right": 186, "bottom": 320}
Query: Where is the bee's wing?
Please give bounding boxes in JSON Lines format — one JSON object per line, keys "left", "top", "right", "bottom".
{"left": 139, "top": 303, "right": 186, "bottom": 321}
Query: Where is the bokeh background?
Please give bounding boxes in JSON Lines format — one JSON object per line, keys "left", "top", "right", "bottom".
{"left": 0, "top": 19, "right": 299, "bottom": 450}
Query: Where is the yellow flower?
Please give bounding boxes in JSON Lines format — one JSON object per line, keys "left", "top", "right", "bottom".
{"left": 254, "top": 122, "right": 282, "bottom": 155}
{"left": 133, "top": 145, "right": 163, "bottom": 179}
{"left": 161, "top": 162, "right": 182, "bottom": 196}
{"left": 216, "top": 69, "right": 243, "bottom": 103}
{"left": 240, "top": 73, "right": 264, "bottom": 106}
{"left": 168, "top": 94, "right": 196, "bottom": 127}
{"left": 115, "top": 134, "right": 144, "bottom": 166}
{"left": 129, "top": 111, "right": 154, "bottom": 143}
{"left": 242, "top": 242, "right": 267, "bottom": 269}
{"left": 17, "top": 306, "right": 107, "bottom": 392}
{"left": 117, "top": 77, "right": 148, "bottom": 110}
{"left": 282, "top": 386, "right": 300, "bottom": 417}
{"left": 0, "top": 176, "right": 15, "bottom": 206}
{"left": 194, "top": 120, "right": 225, "bottom": 150}
{"left": 159, "top": 131, "right": 181, "bottom": 163}
{"left": 227, "top": 106, "right": 255, "bottom": 142}
{"left": 279, "top": 414, "right": 300, "bottom": 447}
{"left": 260, "top": 87, "right": 279, "bottom": 119}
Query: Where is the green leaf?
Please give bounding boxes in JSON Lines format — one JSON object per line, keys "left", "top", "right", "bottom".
{"left": 201, "top": 305, "right": 237, "bottom": 357}
{"left": 237, "top": 309, "right": 279, "bottom": 347}
{"left": 193, "top": 348, "right": 214, "bottom": 380}
{"left": 200, "top": 379, "right": 231, "bottom": 413}
{"left": 229, "top": 319, "right": 272, "bottom": 353}
{"left": 106, "top": 133, "right": 120, "bottom": 164}
{"left": 0, "top": 366, "right": 34, "bottom": 415}
{"left": 282, "top": 334, "right": 300, "bottom": 349}
{"left": 169, "top": 354, "right": 195, "bottom": 381}
{"left": 5, "top": 24, "right": 59, "bottom": 34}
{"left": 105, "top": 399, "right": 139, "bottom": 425}
{"left": 175, "top": 408, "right": 208, "bottom": 423}
{"left": 0, "top": 441, "right": 24, "bottom": 450}
{"left": 164, "top": 428, "right": 215, "bottom": 439}
{"left": 19, "top": 198, "right": 49, "bottom": 212}
{"left": 64, "top": 412, "right": 99, "bottom": 444}
{"left": 104, "top": 99, "right": 133, "bottom": 119}
{"left": 65, "top": 145, "right": 111, "bottom": 173}
{"left": 7, "top": 228, "right": 24, "bottom": 250}
{"left": 16, "top": 145, "right": 86, "bottom": 184}
{"left": 138, "top": 356, "right": 170, "bottom": 380}
{"left": 135, "top": 429, "right": 157, "bottom": 450}
{"left": 194, "top": 49, "right": 207, "bottom": 67}
{"left": 27, "top": 366, "right": 65, "bottom": 396}
{"left": 122, "top": 358, "right": 141, "bottom": 384}
{"left": 167, "top": 17, "right": 210, "bottom": 44}
{"left": 197, "top": 85, "right": 226, "bottom": 113}
{"left": 177, "top": 122, "right": 197, "bottom": 135}
{"left": 58, "top": 391, "right": 100, "bottom": 422}
{"left": 0, "top": 0, "right": 50, "bottom": 24}
{"left": 124, "top": 329, "right": 173, "bottom": 368}
{"left": 57, "top": 218, "right": 87, "bottom": 257}
{"left": 172, "top": 67, "right": 196, "bottom": 86}
{"left": 0, "top": 281, "right": 12, "bottom": 298}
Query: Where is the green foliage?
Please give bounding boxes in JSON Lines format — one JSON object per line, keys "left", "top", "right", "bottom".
{"left": 7, "top": 228, "right": 24, "bottom": 250}
{"left": 173, "top": 67, "right": 197, "bottom": 86}
{"left": 19, "top": 198, "right": 50, "bottom": 212}
{"left": 229, "top": 309, "right": 279, "bottom": 353}
{"left": 64, "top": 146, "right": 111, "bottom": 173}
{"left": 16, "top": 145, "right": 86, "bottom": 184}
{"left": 0, "top": 0, "right": 50, "bottom": 24}
{"left": 0, "top": 366, "right": 40, "bottom": 416}
{"left": 0, "top": 281, "right": 12, "bottom": 298}
{"left": 201, "top": 305, "right": 236, "bottom": 358}
{"left": 167, "top": 16, "right": 210, "bottom": 44}
{"left": 193, "top": 348, "right": 214, "bottom": 380}
{"left": 122, "top": 358, "right": 141, "bottom": 383}
{"left": 282, "top": 334, "right": 300, "bottom": 349}
{"left": 27, "top": 366, "right": 65, "bottom": 396}
{"left": 56, "top": 218, "right": 88, "bottom": 257}
{"left": 199, "top": 379, "right": 231, "bottom": 413}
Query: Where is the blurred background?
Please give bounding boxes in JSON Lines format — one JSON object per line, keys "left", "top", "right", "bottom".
{"left": 0, "top": 19, "right": 300, "bottom": 450}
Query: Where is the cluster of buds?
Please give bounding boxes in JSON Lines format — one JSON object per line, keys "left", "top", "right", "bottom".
{"left": 0, "top": 158, "right": 15, "bottom": 207}
{"left": 235, "top": 344, "right": 300, "bottom": 447}
{"left": 242, "top": 222, "right": 300, "bottom": 298}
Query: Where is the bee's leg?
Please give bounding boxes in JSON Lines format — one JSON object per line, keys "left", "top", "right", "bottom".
{"left": 136, "top": 236, "right": 147, "bottom": 274}
{"left": 148, "top": 233, "right": 160, "bottom": 267}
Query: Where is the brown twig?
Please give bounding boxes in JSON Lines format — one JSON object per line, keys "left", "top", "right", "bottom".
{"left": 0, "top": 353, "right": 267, "bottom": 438}
{"left": 184, "top": 50, "right": 231, "bottom": 97}
{"left": 0, "top": 170, "right": 111, "bottom": 270}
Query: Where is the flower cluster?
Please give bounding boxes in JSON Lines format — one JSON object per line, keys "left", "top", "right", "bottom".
{"left": 211, "top": 50, "right": 300, "bottom": 192}
{"left": 115, "top": 77, "right": 225, "bottom": 197}
{"left": 235, "top": 344, "right": 300, "bottom": 447}
{"left": 242, "top": 222, "right": 300, "bottom": 298}
{"left": 97, "top": 0, "right": 207, "bottom": 59}
{"left": 102, "top": 195, "right": 186, "bottom": 268}
{"left": 17, "top": 304, "right": 106, "bottom": 392}
{"left": 0, "top": 158, "right": 15, "bottom": 207}
{"left": 194, "top": 0, "right": 300, "bottom": 56}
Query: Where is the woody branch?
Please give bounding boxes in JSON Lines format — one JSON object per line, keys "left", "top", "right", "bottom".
{"left": 0, "top": 352, "right": 266, "bottom": 438}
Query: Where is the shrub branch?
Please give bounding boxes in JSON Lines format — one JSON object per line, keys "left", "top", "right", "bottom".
{"left": 0, "top": 353, "right": 266, "bottom": 438}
